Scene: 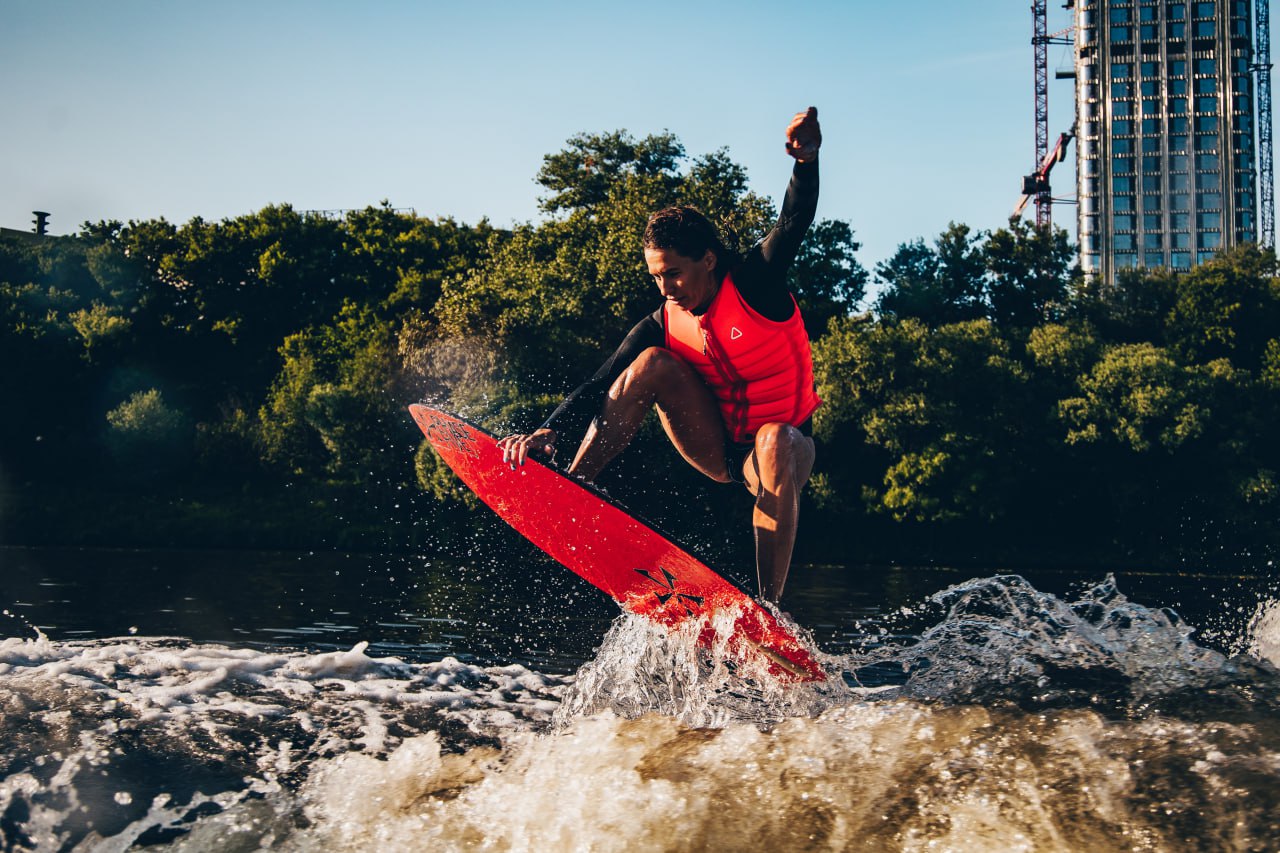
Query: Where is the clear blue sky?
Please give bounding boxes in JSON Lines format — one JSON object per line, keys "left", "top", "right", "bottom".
{"left": 1, "top": 1, "right": 1117, "bottom": 275}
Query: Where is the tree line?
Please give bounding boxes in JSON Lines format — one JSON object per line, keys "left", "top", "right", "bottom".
{"left": 1, "top": 130, "right": 1277, "bottom": 569}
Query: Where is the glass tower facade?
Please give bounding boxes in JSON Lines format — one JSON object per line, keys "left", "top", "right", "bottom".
{"left": 1075, "top": 0, "right": 1257, "bottom": 281}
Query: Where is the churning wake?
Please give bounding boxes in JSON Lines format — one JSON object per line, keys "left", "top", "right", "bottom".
{"left": 3, "top": 573, "right": 1280, "bottom": 851}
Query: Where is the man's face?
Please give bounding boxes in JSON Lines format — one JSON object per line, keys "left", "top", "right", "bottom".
{"left": 644, "top": 247, "right": 718, "bottom": 313}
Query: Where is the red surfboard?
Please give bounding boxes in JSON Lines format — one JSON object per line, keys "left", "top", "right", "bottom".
{"left": 409, "top": 405, "right": 825, "bottom": 682}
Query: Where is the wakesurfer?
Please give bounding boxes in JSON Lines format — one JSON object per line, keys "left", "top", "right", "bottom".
{"left": 498, "top": 107, "right": 824, "bottom": 603}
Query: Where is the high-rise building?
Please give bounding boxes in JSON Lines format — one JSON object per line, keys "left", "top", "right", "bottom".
{"left": 1075, "top": 0, "right": 1258, "bottom": 281}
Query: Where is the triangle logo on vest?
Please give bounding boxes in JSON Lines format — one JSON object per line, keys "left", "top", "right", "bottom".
{"left": 730, "top": 326, "right": 743, "bottom": 340}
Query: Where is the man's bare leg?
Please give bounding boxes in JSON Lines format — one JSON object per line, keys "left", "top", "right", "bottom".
{"left": 569, "top": 347, "right": 730, "bottom": 483}
{"left": 742, "top": 423, "right": 816, "bottom": 602}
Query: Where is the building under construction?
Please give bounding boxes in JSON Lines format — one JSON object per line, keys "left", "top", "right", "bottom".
{"left": 1029, "top": 0, "right": 1272, "bottom": 282}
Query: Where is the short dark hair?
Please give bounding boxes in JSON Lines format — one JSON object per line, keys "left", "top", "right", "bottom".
{"left": 642, "top": 206, "right": 729, "bottom": 266}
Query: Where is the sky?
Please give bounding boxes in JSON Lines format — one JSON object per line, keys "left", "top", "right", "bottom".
{"left": 1, "top": 1, "right": 1119, "bottom": 274}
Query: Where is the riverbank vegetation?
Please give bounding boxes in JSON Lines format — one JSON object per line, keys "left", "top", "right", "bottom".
{"left": 2, "top": 132, "right": 1277, "bottom": 571}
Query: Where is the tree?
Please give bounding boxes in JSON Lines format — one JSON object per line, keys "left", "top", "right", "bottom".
{"left": 1069, "top": 264, "right": 1180, "bottom": 345}
{"left": 1164, "top": 244, "right": 1280, "bottom": 369}
{"left": 258, "top": 301, "right": 402, "bottom": 482}
{"left": 1026, "top": 322, "right": 1103, "bottom": 389}
{"left": 1058, "top": 343, "right": 1209, "bottom": 453}
{"left": 340, "top": 203, "right": 496, "bottom": 315}
{"left": 0, "top": 231, "right": 153, "bottom": 480}
{"left": 875, "top": 223, "right": 986, "bottom": 326}
{"left": 69, "top": 302, "right": 131, "bottom": 362}
{"left": 934, "top": 222, "right": 988, "bottom": 318}
{"left": 984, "top": 218, "right": 1076, "bottom": 329}
{"left": 536, "top": 130, "right": 684, "bottom": 214}
{"left": 788, "top": 219, "right": 868, "bottom": 336}
{"left": 813, "top": 317, "right": 1029, "bottom": 523}
{"left": 105, "top": 388, "right": 191, "bottom": 479}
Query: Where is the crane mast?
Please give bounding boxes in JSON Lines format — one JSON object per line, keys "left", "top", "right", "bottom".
{"left": 1032, "top": 0, "right": 1051, "bottom": 226}
{"left": 1255, "top": 0, "right": 1274, "bottom": 247}
{"left": 1020, "top": 2, "right": 1074, "bottom": 226}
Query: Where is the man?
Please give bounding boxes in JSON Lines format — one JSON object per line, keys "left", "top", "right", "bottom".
{"left": 498, "top": 107, "right": 822, "bottom": 603}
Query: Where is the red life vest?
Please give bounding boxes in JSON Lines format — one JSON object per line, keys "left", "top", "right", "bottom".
{"left": 663, "top": 272, "right": 821, "bottom": 443}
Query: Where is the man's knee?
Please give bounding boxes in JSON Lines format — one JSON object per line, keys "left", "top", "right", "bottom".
{"left": 630, "top": 346, "right": 682, "bottom": 375}
{"left": 611, "top": 347, "right": 683, "bottom": 397}
{"left": 754, "top": 422, "right": 805, "bottom": 458}
{"left": 753, "top": 423, "right": 814, "bottom": 483}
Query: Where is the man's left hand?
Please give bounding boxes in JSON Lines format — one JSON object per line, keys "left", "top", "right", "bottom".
{"left": 785, "top": 107, "right": 821, "bottom": 163}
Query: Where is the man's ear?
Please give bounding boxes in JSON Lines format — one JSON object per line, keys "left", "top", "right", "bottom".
{"left": 703, "top": 249, "right": 718, "bottom": 271}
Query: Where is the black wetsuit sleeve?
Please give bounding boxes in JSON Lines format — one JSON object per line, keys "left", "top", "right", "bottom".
{"left": 539, "top": 309, "right": 664, "bottom": 436}
{"left": 732, "top": 158, "right": 819, "bottom": 321}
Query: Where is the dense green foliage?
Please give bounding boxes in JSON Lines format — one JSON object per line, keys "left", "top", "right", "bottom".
{"left": 2, "top": 132, "right": 1277, "bottom": 569}
{"left": 815, "top": 237, "right": 1279, "bottom": 565}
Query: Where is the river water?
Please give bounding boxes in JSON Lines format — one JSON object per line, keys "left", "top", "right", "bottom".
{"left": 2, "top": 545, "right": 1279, "bottom": 851}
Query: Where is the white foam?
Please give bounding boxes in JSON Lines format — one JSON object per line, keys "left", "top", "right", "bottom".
{"left": 0, "top": 635, "right": 571, "bottom": 850}
{"left": 1247, "top": 597, "right": 1280, "bottom": 667}
{"left": 259, "top": 700, "right": 1280, "bottom": 852}
{"left": 0, "top": 638, "right": 564, "bottom": 738}
{"left": 556, "top": 609, "right": 836, "bottom": 729}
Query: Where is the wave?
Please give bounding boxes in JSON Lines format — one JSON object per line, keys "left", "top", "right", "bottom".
{"left": 2, "top": 574, "right": 1279, "bottom": 851}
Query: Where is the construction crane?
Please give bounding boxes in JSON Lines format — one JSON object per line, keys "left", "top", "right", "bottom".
{"left": 1017, "top": 0, "right": 1075, "bottom": 226}
{"left": 1015, "top": 128, "right": 1075, "bottom": 219}
{"left": 1254, "top": 0, "right": 1274, "bottom": 247}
